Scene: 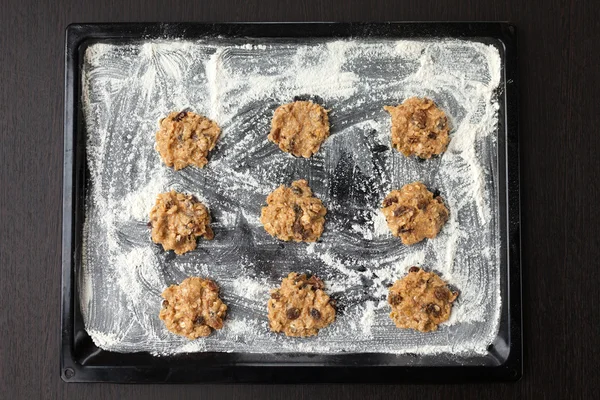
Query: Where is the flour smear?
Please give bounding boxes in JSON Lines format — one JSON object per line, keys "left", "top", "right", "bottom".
{"left": 81, "top": 37, "right": 503, "bottom": 356}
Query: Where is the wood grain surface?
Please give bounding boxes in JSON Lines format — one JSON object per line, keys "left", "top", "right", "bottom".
{"left": 1, "top": 0, "right": 598, "bottom": 398}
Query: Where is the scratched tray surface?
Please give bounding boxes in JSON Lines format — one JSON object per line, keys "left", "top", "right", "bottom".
{"left": 80, "top": 37, "right": 502, "bottom": 355}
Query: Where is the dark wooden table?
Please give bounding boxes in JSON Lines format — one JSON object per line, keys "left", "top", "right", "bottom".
{"left": 1, "top": 0, "right": 598, "bottom": 398}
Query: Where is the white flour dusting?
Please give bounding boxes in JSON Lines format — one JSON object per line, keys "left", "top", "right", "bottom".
{"left": 80, "top": 37, "right": 503, "bottom": 356}
{"left": 372, "top": 209, "right": 391, "bottom": 238}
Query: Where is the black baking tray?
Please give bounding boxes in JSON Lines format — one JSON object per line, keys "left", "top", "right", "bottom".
{"left": 61, "top": 22, "right": 521, "bottom": 383}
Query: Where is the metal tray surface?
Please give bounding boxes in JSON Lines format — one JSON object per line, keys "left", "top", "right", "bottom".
{"left": 62, "top": 22, "right": 521, "bottom": 383}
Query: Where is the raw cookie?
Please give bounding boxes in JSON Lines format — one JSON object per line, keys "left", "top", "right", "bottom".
{"left": 268, "top": 272, "right": 336, "bottom": 337}
{"left": 155, "top": 110, "right": 221, "bottom": 170}
{"left": 384, "top": 97, "right": 450, "bottom": 159}
{"left": 260, "top": 180, "right": 327, "bottom": 242}
{"left": 381, "top": 182, "right": 449, "bottom": 245}
{"left": 149, "top": 190, "right": 214, "bottom": 255}
{"left": 268, "top": 100, "right": 330, "bottom": 158}
{"left": 388, "top": 267, "right": 459, "bottom": 332}
{"left": 159, "top": 277, "right": 227, "bottom": 339}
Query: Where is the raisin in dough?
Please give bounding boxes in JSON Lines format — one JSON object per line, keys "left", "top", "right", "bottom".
{"left": 159, "top": 277, "right": 227, "bottom": 339}
{"left": 384, "top": 97, "right": 450, "bottom": 159}
{"left": 268, "top": 272, "right": 336, "bottom": 337}
{"left": 388, "top": 267, "right": 459, "bottom": 332}
{"left": 268, "top": 101, "right": 330, "bottom": 158}
{"left": 149, "top": 190, "right": 214, "bottom": 255}
{"left": 155, "top": 110, "right": 221, "bottom": 170}
{"left": 260, "top": 180, "right": 327, "bottom": 242}
{"left": 381, "top": 182, "right": 449, "bottom": 245}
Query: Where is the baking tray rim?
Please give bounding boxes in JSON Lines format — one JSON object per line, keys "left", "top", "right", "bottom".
{"left": 61, "top": 22, "right": 522, "bottom": 383}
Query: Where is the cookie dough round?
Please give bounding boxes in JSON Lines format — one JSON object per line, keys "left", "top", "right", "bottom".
{"left": 384, "top": 97, "right": 450, "bottom": 159}
{"left": 388, "top": 267, "right": 459, "bottom": 332}
{"left": 381, "top": 182, "right": 449, "bottom": 245}
{"left": 260, "top": 180, "right": 327, "bottom": 242}
{"left": 155, "top": 110, "right": 221, "bottom": 170}
{"left": 268, "top": 100, "right": 330, "bottom": 158}
{"left": 149, "top": 190, "right": 214, "bottom": 255}
{"left": 268, "top": 272, "right": 336, "bottom": 337}
{"left": 159, "top": 277, "right": 227, "bottom": 339}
